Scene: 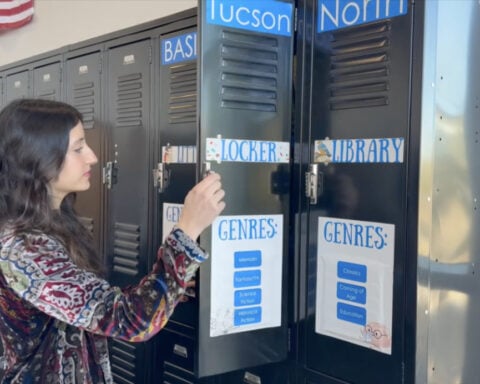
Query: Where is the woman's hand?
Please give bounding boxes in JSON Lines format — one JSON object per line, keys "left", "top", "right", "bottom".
{"left": 176, "top": 173, "right": 225, "bottom": 240}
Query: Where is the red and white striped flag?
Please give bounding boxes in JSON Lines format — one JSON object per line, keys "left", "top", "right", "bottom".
{"left": 0, "top": 0, "right": 34, "bottom": 30}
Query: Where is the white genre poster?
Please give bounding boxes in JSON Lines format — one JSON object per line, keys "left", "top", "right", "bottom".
{"left": 315, "top": 217, "right": 394, "bottom": 354}
{"left": 210, "top": 214, "right": 283, "bottom": 337}
{"left": 162, "top": 203, "right": 183, "bottom": 242}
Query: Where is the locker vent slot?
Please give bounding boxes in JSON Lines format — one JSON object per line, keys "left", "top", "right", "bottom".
{"left": 78, "top": 216, "right": 94, "bottom": 234}
{"left": 169, "top": 62, "right": 197, "bottom": 124}
{"left": 73, "top": 81, "right": 96, "bottom": 129}
{"left": 329, "top": 21, "right": 391, "bottom": 110}
{"left": 36, "top": 90, "right": 57, "bottom": 101}
{"left": 116, "top": 73, "right": 143, "bottom": 127}
{"left": 163, "top": 361, "right": 195, "bottom": 383}
{"left": 219, "top": 30, "right": 279, "bottom": 112}
{"left": 113, "top": 223, "right": 140, "bottom": 276}
{"left": 111, "top": 339, "right": 137, "bottom": 384}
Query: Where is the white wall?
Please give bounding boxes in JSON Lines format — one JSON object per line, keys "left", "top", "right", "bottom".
{"left": 0, "top": 0, "right": 197, "bottom": 67}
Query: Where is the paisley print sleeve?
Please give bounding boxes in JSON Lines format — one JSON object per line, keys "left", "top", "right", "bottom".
{"left": 0, "top": 228, "right": 207, "bottom": 342}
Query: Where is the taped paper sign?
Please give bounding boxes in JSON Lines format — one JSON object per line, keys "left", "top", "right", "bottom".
{"left": 314, "top": 137, "right": 404, "bottom": 164}
{"left": 206, "top": 137, "right": 290, "bottom": 163}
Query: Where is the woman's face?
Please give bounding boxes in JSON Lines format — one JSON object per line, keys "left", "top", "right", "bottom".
{"left": 48, "top": 122, "right": 98, "bottom": 208}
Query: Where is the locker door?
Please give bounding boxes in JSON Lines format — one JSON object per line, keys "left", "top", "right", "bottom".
{"left": 33, "top": 62, "right": 62, "bottom": 100}
{"left": 298, "top": 0, "right": 415, "bottom": 383}
{"left": 105, "top": 39, "right": 153, "bottom": 384}
{"left": 65, "top": 52, "right": 105, "bottom": 259}
{"left": 0, "top": 75, "right": 4, "bottom": 109}
{"left": 5, "top": 70, "right": 29, "bottom": 102}
{"left": 197, "top": 0, "right": 294, "bottom": 377}
{"left": 156, "top": 28, "right": 198, "bottom": 329}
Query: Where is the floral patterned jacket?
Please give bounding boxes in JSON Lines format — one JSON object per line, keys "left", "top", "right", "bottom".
{"left": 0, "top": 227, "right": 206, "bottom": 383}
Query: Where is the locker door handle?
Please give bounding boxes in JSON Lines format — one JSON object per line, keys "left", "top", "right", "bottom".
{"left": 102, "top": 161, "right": 118, "bottom": 190}
{"left": 153, "top": 162, "right": 170, "bottom": 193}
{"left": 305, "top": 163, "right": 323, "bottom": 205}
{"left": 243, "top": 371, "right": 261, "bottom": 384}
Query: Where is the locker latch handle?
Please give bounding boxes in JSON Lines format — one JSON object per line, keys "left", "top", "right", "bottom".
{"left": 153, "top": 162, "right": 170, "bottom": 193}
{"left": 305, "top": 163, "right": 322, "bottom": 205}
{"left": 102, "top": 161, "right": 118, "bottom": 190}
{"left": 243, "top": 371, "right": 261, "bottom": 384}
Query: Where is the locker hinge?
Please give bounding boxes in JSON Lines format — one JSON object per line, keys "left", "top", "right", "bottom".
{"left": 153, "top": 162, "right": 170, "bottom": 193}
{"left": 148, "top": 45, "right": 153, "bottom": 64}
{"left": 305, "top": 164, "right": 322, "bottom": 205}
{"left": 99, "top": 54, "right": 103, "bottom": 74}
{"left": 102, "top": 161, "right": 118, "bottom": 189}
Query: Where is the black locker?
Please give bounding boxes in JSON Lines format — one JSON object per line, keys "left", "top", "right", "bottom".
{"left": 104, "top": 37, "right": 154, "bottom": 384}
{"left": 294, "top": 0, "right": 419, "bottom": 383}
{"left": 197, "top": 0, "right": 294, "bottom": 379}
{"left": 4, "top": 69, "right": 30, "bottom": 102}
{"left": 33, "top": 60, "right": 62, "bottom": 100}
{"left": 64, "top": 49, "right": 105, "bottom": 259}
{"left": 153, "top": 26, "right": 205, "bottom": 384}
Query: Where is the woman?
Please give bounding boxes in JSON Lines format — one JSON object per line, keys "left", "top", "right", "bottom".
{"left": 0, "top": 98, "right": 225, "bottom": 383}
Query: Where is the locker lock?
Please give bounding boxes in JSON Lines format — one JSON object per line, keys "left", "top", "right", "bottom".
{"left": 153, "top": 162, "right": 170, "bottom": 193}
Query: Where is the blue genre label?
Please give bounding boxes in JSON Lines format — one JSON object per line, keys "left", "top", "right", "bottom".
{"left": 337, "top": 302, "right": 366, "bottom": 325}
{"left": 234, "top": 289, "right": 262, "bottom": 307}
{"left": 234, "top": 306, "right": 262, "bottom": 325}
{"left": 337, "top": 282, "right": 366, "bottom": 304}
{"left": 234, "top": 270, "right": 261, "bottom": 288}
{"left": 234, "top": 250, "right": 262, "bottom": 268}
{"left": 337, "top": 261, "right": 367, "bottom": 283}
{"left": 162, "top": 32, "right": 197, "bottom": 65}
{"left": 207, "top": 0, "right": 293, "bottom": 37}
{"left": 317, "top": 0, "right": 408, "bottom": 33}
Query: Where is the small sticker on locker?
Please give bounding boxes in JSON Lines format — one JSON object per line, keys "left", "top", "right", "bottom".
{"left": 79, "top": 65, "right": 89, "bottom": 75}
{"left": 123, "top": 54, "right": 135, "bottom": 65}
{"left": 43, "top": 73, "right": 51, "bottom": 83}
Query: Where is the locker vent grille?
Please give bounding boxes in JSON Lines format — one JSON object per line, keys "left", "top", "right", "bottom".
{"left": 169, "top": 62, "right": 197, "bottom": 124}
{"left": 36, "top": 90, "right": 57, "bottom": 101}
{"left": 113, "top": 222, "right": 140, "bottom": 276}
{"left": 116, "top": 73, "right": 143, "bottom": 127}
{"left": 110, "top": 339, "right": 137, "bottom": 384}
{"left": 329, "top": 21, "right": 391, "bottom": 110}
{"left": 73, "top": 81, "right": 96, "bottom": 129}
{"left": 219, "top": 30, "right": 279, "bottom": 112}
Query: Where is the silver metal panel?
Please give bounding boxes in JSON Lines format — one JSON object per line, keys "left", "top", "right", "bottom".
{"left": 418, "top": 1, "right": 480, "bottom": 383}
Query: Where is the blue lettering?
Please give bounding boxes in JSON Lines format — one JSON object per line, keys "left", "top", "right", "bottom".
{"left": 379, "top": 138, "right": 389, "bottom": 162}
{"left": 323, "top": 220, "right": 386, "bottom": 249}
{"left": 162, "top": 32, "right": 197, "bottom": 65}
{"left": 392, "top": 137, "right": 404, "bottom": 162}
{"left": 217, "top": 217, "right": 278, "bottom": 241}
{"left": 356, "top": 139, "right": 365, "bottom": 162}
{"left": 207, "top": 0, "right": 293, "bottom": 37}
{"left": 318, "top": 0, "right": 407, "bottom": 33}
{"left": 367, "top": 139, "right": 377, "bottom": 162}
{"left": 165, "top": 206, "right": 182, "bottom": 222}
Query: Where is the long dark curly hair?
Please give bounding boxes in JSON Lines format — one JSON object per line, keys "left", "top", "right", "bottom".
{"left": 0, "top": 98, "right": 102, "bottom": 273}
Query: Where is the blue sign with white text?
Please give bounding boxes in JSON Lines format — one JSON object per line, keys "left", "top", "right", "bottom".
{"left": 162, "top": 32, "right": 197, "bottom": 65}
{"left": 317, "top": 0, "right": 408, "bottom": 33}
{"left": 206, "top": 0, "right": 293, "bottom": 37}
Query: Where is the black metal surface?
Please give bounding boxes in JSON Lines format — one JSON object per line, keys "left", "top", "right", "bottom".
{"left": 295, "top": 0, "right": 419, "bottom": 383}
{"left": 65, "top": 50, "right": 105, "bottom": 259}
{"left": 197, "top": 0, "right": 294, "bottom": 378}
